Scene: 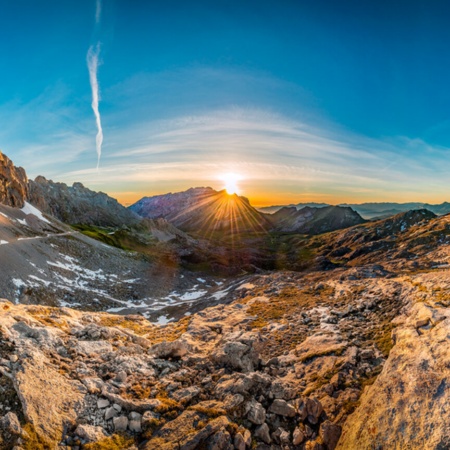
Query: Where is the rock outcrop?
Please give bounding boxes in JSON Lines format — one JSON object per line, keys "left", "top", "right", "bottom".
{"left": 0, "top": 152, "right": 28, "bottom": 208}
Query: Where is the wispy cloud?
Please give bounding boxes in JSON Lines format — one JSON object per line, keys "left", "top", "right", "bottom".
{"left": 53, "top": 106, "right": 450, "bottom": 203}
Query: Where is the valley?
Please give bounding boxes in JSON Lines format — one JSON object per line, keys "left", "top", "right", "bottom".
{"left": 0, "top": 152, "right": 450, "bottom": 449}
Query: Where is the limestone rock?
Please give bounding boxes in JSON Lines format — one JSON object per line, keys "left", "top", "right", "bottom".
{"left": 254, "top": 423, "right": 271, "bottom": 444}
{"left": 0, "top": 412, "right": 21, "bottom": 436}
{"left": 12, "top": 348, "right": 83, "bottom": 445}
{"left": 246, "top": 399, "right": 266, "bottom": 425}
{"left": 268, "top": 399, "right": 296, "bottom": 417}
{"left": 75, "top": 424, "right": 107, "bottom": 443}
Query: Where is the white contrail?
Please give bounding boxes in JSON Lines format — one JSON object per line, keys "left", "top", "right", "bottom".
{"left": 87, "top": 44, "right": 103, "bottom": 169}
{"left": 95, "top": 0, "right": 102, "bottom": 24}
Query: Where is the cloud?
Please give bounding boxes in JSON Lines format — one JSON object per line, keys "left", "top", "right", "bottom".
{"left": 86, "top": 43, "right": 103, "bottom": 169}
{"left": 52, "top": 105, "right": 450, "bottom": 202}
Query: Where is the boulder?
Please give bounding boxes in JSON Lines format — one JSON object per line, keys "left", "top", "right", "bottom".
{"left": 246, "top": 399, "right": 266, "bottom": 425}
{"left": 254, "top": 423, "right": 271, "bottom": 444}
{"left": 75, "top": 424, "right": 107, "bottom": 443}
{"left": 268, "top": 399, "right": 296, "bottom": 417}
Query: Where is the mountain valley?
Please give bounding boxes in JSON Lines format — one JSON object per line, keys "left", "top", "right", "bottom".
{"left": 0, "top": 153, "right": 450, "bottom": 449}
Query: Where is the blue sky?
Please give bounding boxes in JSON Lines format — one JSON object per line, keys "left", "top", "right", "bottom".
{"left": 2, "top": 0, "right": 450, "bottom": 205}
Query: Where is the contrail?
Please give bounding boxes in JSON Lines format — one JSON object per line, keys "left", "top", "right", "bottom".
{"left": 87, "top": 44, "right": 103, "bottom": 169}
{"left": 95, "top": 0, "right": 102, "bottom": 24}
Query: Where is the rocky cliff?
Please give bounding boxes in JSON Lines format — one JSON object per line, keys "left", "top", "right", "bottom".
{"left": 28, "top": 176, "right": 141, "bottom": 227}
{"left": 0, "top": 152, "right": 28, "bottom": 208}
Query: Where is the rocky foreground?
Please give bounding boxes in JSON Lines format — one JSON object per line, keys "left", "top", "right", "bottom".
{"left": 1, "top": 264, "right": 449, "bottom": 449}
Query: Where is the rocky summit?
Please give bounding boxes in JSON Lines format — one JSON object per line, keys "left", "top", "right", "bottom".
{"left": 1, "top": 153, "right": 450, "bottom": 449}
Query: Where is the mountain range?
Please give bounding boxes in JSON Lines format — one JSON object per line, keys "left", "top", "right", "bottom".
{"left": 258, "top": 201, "right": 450, "bottom": 219}
{"left": 1, "top": 151, "right": 450, "bottom": 449}
{"left": 128, "top": 188, "right": 364, "bottom": 238}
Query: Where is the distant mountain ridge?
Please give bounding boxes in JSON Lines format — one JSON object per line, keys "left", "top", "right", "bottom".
{"left": 269, "top": 205, "right": 365, "bottom": 234}
{"left": 258, "top": 201, "right": 450, "bottom": 219}
{"left": 130, "top": 188, "right": 365, "bottom": 236}
{"left": 129, "top": 187, "right": 271, "bottom": 236}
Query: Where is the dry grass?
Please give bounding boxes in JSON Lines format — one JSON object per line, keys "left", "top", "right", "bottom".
{"left": 21, "top": 423, "right": 53, "bottom": 450}
{"left": 98, "top": 314, "right": 190, "bottom": 345}
{"left": 82, "top": 434, "right": 135, "bottom": 450}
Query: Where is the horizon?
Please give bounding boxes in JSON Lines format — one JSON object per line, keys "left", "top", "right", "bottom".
{"left": 3, "top": 1, "right": 450, "bottom": 205}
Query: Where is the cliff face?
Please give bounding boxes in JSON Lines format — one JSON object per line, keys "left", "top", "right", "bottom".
{"left": 28, "top": 176, "right": 141, "bottom": 227}
{"left": 0, "top": 152, "right": 28, "bottom": 208}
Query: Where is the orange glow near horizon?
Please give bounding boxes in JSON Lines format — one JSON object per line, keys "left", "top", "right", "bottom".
{"left": 109, "top": 183, "right": 450, "bottom": 209}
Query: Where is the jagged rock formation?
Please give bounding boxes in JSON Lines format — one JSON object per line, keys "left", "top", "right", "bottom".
{"left": 268, "top": 205, "right": 365, "bottom": 234}
{"left": 0, "top": 152, "right": 28, "bottom": 208}
{"left": 28, "top": 176, "right": 141, "bottom": 227}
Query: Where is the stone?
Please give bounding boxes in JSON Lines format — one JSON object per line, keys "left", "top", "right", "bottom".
{"left": 234, "top": 432, "right": 246, "bottom": 450}
{"left": 75, "top": 424, "right": 107, "bottom": 443}
{"left": 172, "top": 386, "right": 201, "bottom": 403}
{"left": 268, "top": 399, "right": 296, "bottom": 417}
{"left": 129, "top": 419, "right": 142, "bottom": 433}
{"left": 113, "top": 415, "right": 129, "bottom": 432}
{"left": 142, "top": 410, "right": 229, "bottom": 450}
{"left": 279, "top": 428, "right": 290, "bottom": 445}
{"left": 149, "top": 339, "right": 189, "bottom": 359}
{"left": 246, "top": 399, "right": 266, "bottom": 425}
{"left": 293, "top": 425, "right": 306, "bottom": 445}
{"left": 76, "top": 340, "right": 113, "bottom": 356}
{"left": 254, "top": 423, "right": 271, "bottom": 444}
{"left": 243, "top": 428, "right": 251, "bottom": 447}
{"left": 206, "top": 428, "right": 233, "bottom": 449}
{"left": 105, "top": 406, "right": 118, "bottom": 421}
{"left": 115, "top": 370, "right": 127, "bottom": 383}
{"left": 0, "top": 412, "right": 21, "bottom": 435}
{"left": 306, "top": 397, "right": 323, "bottom": 424}
{"left": 12, "top": 348, "right": 83, "bottom": 445}
{"left": 319, "top": 420, "right": 341, "bottom": 450}
{"left": 97, "top": 398, "right": 110, "bottom": 409}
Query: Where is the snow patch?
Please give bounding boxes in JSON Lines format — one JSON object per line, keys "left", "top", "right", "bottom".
{"left": 21, "top": 202, "right": 51, "bottom": 224}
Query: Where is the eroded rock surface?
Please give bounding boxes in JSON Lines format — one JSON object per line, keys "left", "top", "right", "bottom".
{"left": 0, "top": 152, "right": 28, "bottom": 208}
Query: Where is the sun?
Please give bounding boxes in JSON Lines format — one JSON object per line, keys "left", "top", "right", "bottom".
{"left": 221, "top": 172, "right": 241, "bottom": 195}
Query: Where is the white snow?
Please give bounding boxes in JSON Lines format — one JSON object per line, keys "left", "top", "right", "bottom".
{"left": 0, "top": 240, "right": 8, "bottom": 245}
{"left": 154, "top": 315, "right": 173, "bottom": 325}
{"left": 12, "top": 278, "right": 26, "bottom": 288}
{"left": 211, "top": 289, "right": 229, "bottom": 300}
{"left": 179, "top": 289, "right": 207, "bottom": 301}
{"left": 21, "top": 202, "right": 51, "bottom": 223}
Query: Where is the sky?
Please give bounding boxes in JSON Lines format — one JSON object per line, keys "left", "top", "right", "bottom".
{"left": 2, "top": 0, "right": 450, "bottom": 206}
